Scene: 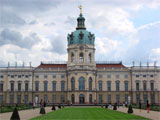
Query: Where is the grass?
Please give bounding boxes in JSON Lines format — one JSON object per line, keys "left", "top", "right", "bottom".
{"left": 31, "top": 107, "right": 150, "bottom": 120}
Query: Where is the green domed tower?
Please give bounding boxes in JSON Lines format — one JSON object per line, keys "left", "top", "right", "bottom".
{"left": 67, "top": 7, "right": 96, "bottom": 69}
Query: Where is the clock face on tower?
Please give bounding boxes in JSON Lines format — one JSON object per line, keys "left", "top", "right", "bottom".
{"left": 79, "top": 46, "right": 84, "bottom": 50}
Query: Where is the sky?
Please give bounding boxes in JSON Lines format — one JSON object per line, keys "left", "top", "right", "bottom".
{"left": 0, "top": 0, "right": 160, "bottom": 67}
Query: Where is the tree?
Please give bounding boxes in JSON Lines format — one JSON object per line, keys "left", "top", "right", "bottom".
{"left": 10, "top": 108, "right": 20, "bottom": 120}
{"left": 128, "top": 104, "right": 133, "bottom": 113}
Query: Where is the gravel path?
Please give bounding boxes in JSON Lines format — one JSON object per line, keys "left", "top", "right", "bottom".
{"left": 0, "top": 107, "right": 54, "bottom": 120}
{"left": 110, "top": 106, "right": 160, "bottom": 120}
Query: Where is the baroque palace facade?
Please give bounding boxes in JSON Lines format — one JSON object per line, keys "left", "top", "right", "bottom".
{"left": 0, "top": 11, "right": 160, "bottom": 105}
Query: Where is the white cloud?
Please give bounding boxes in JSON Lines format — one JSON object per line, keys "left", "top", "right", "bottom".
{"left": 0, "top": 0, "right": 160, "bottom": 66}
{"left": 150, "top": 48, "right": 160, "bottom": 61}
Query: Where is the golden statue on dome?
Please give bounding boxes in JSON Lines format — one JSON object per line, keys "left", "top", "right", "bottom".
{"left": 78, "top": 5, "right": 82, "bottom": 14}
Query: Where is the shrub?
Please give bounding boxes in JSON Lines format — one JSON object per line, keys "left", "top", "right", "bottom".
{"left": 113, "top": 104, "right": 117, "bottom": 110}
{"left": 10, "top": 108, "right": 20, "bottom": 120}
{"left": 58, "top": 104, "right": 61, "bottom": 109}
{"left": 105, "top": 104, "right": 108, "bottom": 108}
{"left": 128, "top": 104, "right": 133, "bottom": 113}
{"left": 51, "top": 104, "right": 56, "bottom": 110}
{"left": 40, "top": 107, "right": 46, "bottom": 114}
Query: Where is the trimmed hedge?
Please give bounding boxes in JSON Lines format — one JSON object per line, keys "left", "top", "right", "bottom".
{"left": 132, "top": 104, "right": 160, "bottom": 111}
{"left": 0, "top": 104, "right": 34, "bottom": 113}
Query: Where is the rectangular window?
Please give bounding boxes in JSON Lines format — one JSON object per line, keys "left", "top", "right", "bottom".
{"left": 44, "top": 75, "right": 48, "bottom": 79}
{"left": 125, "top": 94, "right": 128, "bottom": 102}
{"left": 44, "top": 81, "right": 48, "bottom": 91}
{"left": 61, "top": 75, "right": 65, "bottom": 79}
{"left": 11, "top": 75, "right": 14, "bottom": 78}
{"left": 25, "top": 95, "right": 28, "bottom": 104}
{"left": 18, "top": 75, "right": 21, "bottom": 78}
{"left": 136, "top": 75, "right": 139, "bottom": 78}
{"left": 107, "top": 94, "right": 111, "bottom": 103}
{"left": 150, "top": 83, "right": 154, "bottom": 91}
{"left": 11, "top": 82, "right": 14, "bottom": 91}
{"left": 61, "top": 81, "right": 65, "bottom": 91}
{"left": 124, "top": 75, "right": 128, "bottom": 78}
{"left": 150, "top": 94, "right": 155, "bottom": 104}
{"left": 44, "top": 95, "right": 48, "bottom": 102}
{"left": 0, "top": 75, "right": 4, "bottom": 78}
{"left": 98, "top": 74, "right": 102, "bottom": 78}
{"left": 143, "top": 94, "right": 147, "bottom": 103}
{"left": 18, "top": 83, "right": 21, "bottom": 91}
{"left": 116, "top": 94, "right": 120, "bottom": 103}
{"left": 124, "top": 82, "right": 128, "bottom": 91}
{"left": 99, "top": 82, "right": 102, "bottom": 91}
{"left": 107, "top": 74, "right": 111, "bottom": 78}
{"left": 0, "top": 95, "right": 3, "bottom": 104}
{"left": 136, "top": 82, "right": 139, "bottom": 91}
{"left": 10, "top": 95, "right": 14, "bottom": 104}
{"left": 136, "top": 94, "right": 140, "bottom": 103}
{"left": 61, "top": 95, "right": 65, "bottom": 103}
{"left": 0, "top": 83, "right": 3, "bottom": 91}
{"left": 143, "top": 75, "right": 146, "bottom": 78}
{"left": 25, "top": 75, "right": 29, "bottom": 78}
{"left": 99, "top": 94, "right": 103, "bottom": 103}
{"left": 107, "top": 81, "right": 111, "bottom": 91}
{"left": 35, "top": 75, "right": 39, "bottom": 78}
{"left": 143, "top": 82, "right": 147, "bottom": 91}
{"left": 52, "top": 95, "right": 56, "bottom": 104}
{"left": 52, "top": 75, "right": 56, "bottom": 79}
{"left": 25, "top": 82, "right": 29, "bottom": 91}
{"left": 116, "top": 82, "right": 120, "bottom": 91}
{"left": 52, "top": 82, "right": 56, "bottom": 91}
{"left": 17, "top": 95, "right": 21, "bottom": 104}
{"left": 150, "top": 75, "right": 154, "bottom": 77}
{"left": 35, "top": 82, "right": 39, "bottom": 91}
{"left": 116, "top": 75, "right": 120, "bottom": 78}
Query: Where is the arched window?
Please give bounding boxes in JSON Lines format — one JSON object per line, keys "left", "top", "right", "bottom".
{"left": 88, "top": 53, "right": 92, "bottom": 63}
{"left": 71, "top": 77, "right": 75, "bottom": 91}
{"left": 79, "top": 53, "right": 84, "bottom": 62}
{"left": 89, "top": 94, "right": 92, "bottom": 104}
{"left": 71, "top": 94, "right": 75, "bottom": 104}
{"left": 71, "top": 53, "right": 74, "bottom": 62}
{"left": 115, "top": 81, "right": 120, "bottom": 91}
{"left": 89, "top": 77, "right": 92, "bottom": 91}
{"left": 79, "top": 77, "right": 85, "bottom": 90}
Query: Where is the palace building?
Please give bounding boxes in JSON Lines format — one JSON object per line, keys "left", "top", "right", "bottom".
{"left": 0, "top": 9, "right": 160, "bottom": 105}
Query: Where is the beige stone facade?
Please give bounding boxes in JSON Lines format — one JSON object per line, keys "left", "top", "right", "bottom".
{"left": 0, "top": 12, "right": 160, "bottom": 105}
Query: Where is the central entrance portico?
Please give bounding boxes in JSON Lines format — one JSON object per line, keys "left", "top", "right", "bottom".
{"left": 79, "top": 94, "right": 85, "bottom": 104}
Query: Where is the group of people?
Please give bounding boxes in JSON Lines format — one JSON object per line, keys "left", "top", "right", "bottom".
{"left": 139, "top": 100, "right": 150, "bottom": 113}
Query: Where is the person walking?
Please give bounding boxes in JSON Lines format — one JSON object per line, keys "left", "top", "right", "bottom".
{"left": 139, "top": 100, "right": 142, "bottom": 112}
{"left": 146, "top": 100, "right": 150, "bottom": 113}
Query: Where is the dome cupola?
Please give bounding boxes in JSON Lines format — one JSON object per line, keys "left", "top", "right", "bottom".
{"left": 67, "top": 6, "right": 95, "bottom": 46}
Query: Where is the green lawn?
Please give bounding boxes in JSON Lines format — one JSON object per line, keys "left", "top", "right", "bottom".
{"left": 31, "top": 108, "right": 150, "bottom": 120}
